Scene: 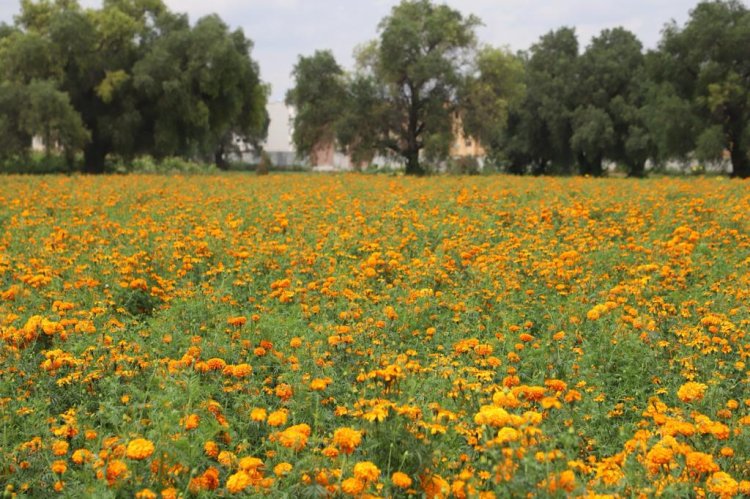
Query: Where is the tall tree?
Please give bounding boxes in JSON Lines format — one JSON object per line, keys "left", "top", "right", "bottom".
{"left": 285, "top": 50, "right": 347, "bottom": 161}
{"left": 341, "top": 0, "right": 480, "bottom": 175}
{"left": 650, "top": 0, "right": 750, "bottom": 178}
{"left": 504, "top": 28, "right": 579, "bottom": 175}
{"left": 572, "top": 28, "right": 653, "bottom": 177}
{"left": 2, "top": 0, "right": 267, "bottom": 172}
{"left": 459, "top": 46, "right": 526, "bottom": 168}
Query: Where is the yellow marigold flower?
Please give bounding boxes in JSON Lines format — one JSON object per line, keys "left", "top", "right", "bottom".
{"left": 341, "top": 477, "right": 365, "bottom": 495}
{"left": 226, "top": 471, "right": 252, "bottom": 494}
{"left": 289, "top": 337, "right": 302, "bottom": 348}
{"left": 474, "top": 405, "right": 510, "bottom": 427}
{"left": 310, "top": 378, "right": 330, "bottom": 391}
{"left": 135, "top": 489, "right": 157, "bottom": 499}
{"left": 353, "top": 461, "right": 380, "bottom": 482}
{"left": 274, "top": 462, "right": 292, "bottom": 476}
{"left": 126, "top": 438, "right": 155, "bottom": 460}
{"left": 333, "top": 427, "right": 362, "bottom": 455}
{"left": 267, "top": 410, "right": 287, "bottom": 427}
{"left": 494, "top": 427, "right": 520, "bottom": 445}
{"left": 238, "top": 456, "right": 264, "bottom": 472}
{"left": 161, "top": 488, "right": 178, "bottom": 499}
{"left": 677, "top": 381, "right": 707, "bottom": 403}
{"left": 707, "top": 472, "right": 739, "bottom": 498}
{"left": 250, "top": 408, "right": 267, "bottom": 422}
{"left": 51, "top": 460, "right": 67, "bottom": 474}
{"left": 392, "top": 471, "right": 412, "bottom": 489}
{"left": 217, "top": 450, "right": 236, "bottom": 467}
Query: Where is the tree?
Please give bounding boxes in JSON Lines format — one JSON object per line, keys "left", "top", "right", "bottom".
{"left": 503, "top": 28, "right": 579, "bottom": 175}
{"left": 2, "top": 0, "right": 267, "bottom": 172}
{"left": 459, "top": 46, "right": 526, "bottom": 168}
{"left": 340, "top": 0, "right": 481, "bottom": 175}
{"left": 572, "top": 28, "right": 653, "bottom": 177}
{"left": 285, "top": 50, "right": 347, "bottom": 160}
{"left": 649, "top": 0, "right": 750, "bottom": 178}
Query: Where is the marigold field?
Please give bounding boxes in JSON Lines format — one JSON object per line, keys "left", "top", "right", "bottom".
{"left": 1, "top": 174, "right": 749, "bottom": 498}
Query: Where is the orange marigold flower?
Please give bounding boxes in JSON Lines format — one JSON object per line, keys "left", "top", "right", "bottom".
{"left": 392, "top": 471, "right": 412, "bottom": 489}
{"left": 333, "top": 427, "right": 362, "bottom": 455}
{"left": 685, "top": 451, "right": 719, "bottom": 476}
{"left": 71, "top": 448, "right": 93, "bottom": 465}
{"left": 105, "top": 459, "right": 128, "bottom": 485}
{"left": 227, "top": 316, "right": 247, "bottom": 327}
{"left": 275, "top": 383, "right": 293, "bottom": 401}
{"left": 126, "top": 438, "right": 155, "bottom": 460}
{"left": 52, "top": 440, "right": 69, "bottom": 456}
{"left": 267, "top": 410, "right": 287, "bottom": 427}
{"left": 204, "top": 441, "right": 220, "bottom": 458}
{"left": 135, "top": 489, "right": 157, "bottom": 499}
{"left": 184, "top": 414, "right": 200, "bottom": 430}
{"left": 341, "top": 477, "right": 365, "bottom": 495}
{"left": 51, "top": 460, "right": 67, "bottom": 474}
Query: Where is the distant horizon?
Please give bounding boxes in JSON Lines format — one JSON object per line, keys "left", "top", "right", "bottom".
{"left": 1, "top": 0, "right": 701, "bottom": 100}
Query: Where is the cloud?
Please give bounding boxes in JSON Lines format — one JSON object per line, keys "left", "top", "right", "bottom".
{"left": 1, "top": 0, "right": 698, "bottom": 99}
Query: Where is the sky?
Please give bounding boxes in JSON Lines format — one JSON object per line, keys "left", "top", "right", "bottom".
{"left": 1, "top": 0, "right": 700, "bottom": 101}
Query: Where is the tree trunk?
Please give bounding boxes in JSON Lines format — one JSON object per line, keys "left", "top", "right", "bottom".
{"left": 729, "top": 146, "right": 750, "bottom": 178}
{"left": 83, "top": 140, "right": 107, "bottom": 174}
{"left": 628, "top": 160, "right": 646, "bottom": 178}
{"left": 404, "top": 149, "right": 424, "bottom": 176}
{"left": 214, "top": 145, "right": 229, "bottom": 171}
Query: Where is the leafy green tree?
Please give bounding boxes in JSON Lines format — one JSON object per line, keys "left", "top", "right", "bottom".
{"left": 459, "top": 46, "right": 526, "bottom": 169}
{"left": 573, "top": 28, "right": 653, "bottom": 177}
{"left": 649, "top": 0, "right": 750, "bottom": 177}
{"left": 341, "top": 0, "right": 480, "bottom": 175}
{"left": 285, "top": 50, "right": 347, "bottom": 160}
{"left": 1, "top": 0, "right": 267, "bottom": 172}
{"left": 504, "top": 28, "right": 579, "bottom": 175}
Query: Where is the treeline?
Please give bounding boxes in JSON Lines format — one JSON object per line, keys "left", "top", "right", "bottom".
{"left": 287, "top": 0, "right": 750, "bottom": 177}
{"left": 0, "top": 0, "right": 268, "bottom": 173}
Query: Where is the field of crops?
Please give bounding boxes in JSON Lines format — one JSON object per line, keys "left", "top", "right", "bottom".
{"left": 0, "top": 174, "right": 748, "bottom": 498}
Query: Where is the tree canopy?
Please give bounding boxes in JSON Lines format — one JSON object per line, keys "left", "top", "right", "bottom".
{"left": 0, "top": 0, "right": 268, "bottom": 172}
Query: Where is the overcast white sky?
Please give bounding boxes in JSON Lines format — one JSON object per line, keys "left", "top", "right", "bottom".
{"left": 1, "top": 0, "right": 699, "bottom": 100}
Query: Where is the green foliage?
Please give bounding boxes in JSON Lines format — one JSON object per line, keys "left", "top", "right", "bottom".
{"left": 288, "top": 0, "right": 480, "bottom": 175}
{"left": 459, "top": 46, "right": 526, "bottom": 167}
{"left": 648, "top": 0, "right": 750, "bottom": 177}
{"left": 504, "top": 28, "right": 580, "bottom": 175}
{"left": 0, "top": 0, "right": 268, "bottom": 173}
{"left": 285, "top": 50, "right": 347, "bottom": 159}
